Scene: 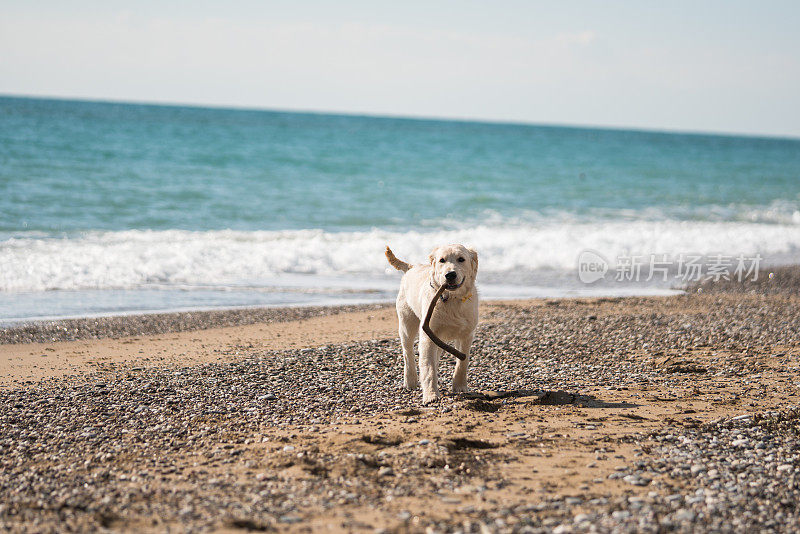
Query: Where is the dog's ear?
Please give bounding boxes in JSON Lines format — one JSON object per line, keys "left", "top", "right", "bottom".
{"left": 428, "top": 247, "right": 438, "bottom": 265}
{"left": 468, "top": 248, "right": 478, "bottom": 276}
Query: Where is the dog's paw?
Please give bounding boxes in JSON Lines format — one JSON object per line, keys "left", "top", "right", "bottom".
{"left": 421, "top": 392, "right": 441, "bottom": 405}
{"left": 452, "top": 383, "right": 469, "bottom": 394}
{"left": 403, "top": 378, "right": 420, "bottom": 390}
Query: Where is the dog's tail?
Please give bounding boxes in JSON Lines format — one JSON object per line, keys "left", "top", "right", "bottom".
{"left": 385, "top": 246, "right": 411, "bottom": 272}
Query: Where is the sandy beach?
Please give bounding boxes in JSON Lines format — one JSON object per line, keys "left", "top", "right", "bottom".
{"left": 4, "top": 6, "right": 799, "bottom": 532}
{"left": 2, "top": 268, "right": 800, "bottom": 532}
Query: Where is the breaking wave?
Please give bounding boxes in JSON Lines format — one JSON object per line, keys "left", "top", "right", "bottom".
{"left": 2, "top": 218, "right": 799, "bottom": 292}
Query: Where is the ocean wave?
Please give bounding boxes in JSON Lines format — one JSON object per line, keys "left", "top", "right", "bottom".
{"left": 2, "top": 220, "right": 799, "bottom": 292}
{"left": 429, "top": 199, "right": 800, "bottom": 229}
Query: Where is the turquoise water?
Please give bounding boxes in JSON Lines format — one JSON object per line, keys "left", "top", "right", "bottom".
{"left": 2, "top": 96, "right": 800, "bottom": 321}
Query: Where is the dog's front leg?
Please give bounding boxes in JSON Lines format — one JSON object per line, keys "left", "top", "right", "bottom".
{"left": 452, "top": 334, "right": 473, "bottom": 393}
{"left": 399, "top": 314, "right": 420, "bottom": 390}
{"left": 418, "top": 332, "right": 441, "bottom": 404}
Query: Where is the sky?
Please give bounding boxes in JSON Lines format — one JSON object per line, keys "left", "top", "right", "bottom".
{"left": 1, "top": 1, "right": 799, "bottom": 138}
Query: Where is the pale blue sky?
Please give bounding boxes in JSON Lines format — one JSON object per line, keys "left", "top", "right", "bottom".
{"left": 1, "top": 1, "right": 798, "bottom": 137}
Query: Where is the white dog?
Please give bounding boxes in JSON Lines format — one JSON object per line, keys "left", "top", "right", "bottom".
{"left": 385, "top": 244, "right": 479, "bottom": 404}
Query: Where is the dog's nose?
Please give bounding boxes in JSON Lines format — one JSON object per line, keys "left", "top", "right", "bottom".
{"left": 445, "top": 271, "right": 457, "bottom": 281}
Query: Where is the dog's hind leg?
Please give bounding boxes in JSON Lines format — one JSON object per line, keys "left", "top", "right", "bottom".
{"left": 452, "top": 333, "right": 473, "bottom": 393}
{"left": 398, "top": 306, "right": 420, "bottom": 390}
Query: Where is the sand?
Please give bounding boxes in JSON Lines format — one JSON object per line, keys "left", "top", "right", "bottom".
{"left": 2, "top": 268, "right": 800, "bottom": 532}
{"left": 0, "top": 306, "right": 397, "bottom": 388}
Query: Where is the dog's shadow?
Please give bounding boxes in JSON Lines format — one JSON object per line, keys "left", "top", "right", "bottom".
{"left": 458, "top": 389, "right": 639, "bottom": 409}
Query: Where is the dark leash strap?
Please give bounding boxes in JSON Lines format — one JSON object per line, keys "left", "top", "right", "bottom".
{"left": 421, "top": 284, "right": 468, "bottom": 361}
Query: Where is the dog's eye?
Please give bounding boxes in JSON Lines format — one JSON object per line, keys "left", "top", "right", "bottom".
{"left": 439, "top": 258, "right": 445, "bottom": 263}
{"left": 458, "top": 257, "right": 465, "bottom": 262}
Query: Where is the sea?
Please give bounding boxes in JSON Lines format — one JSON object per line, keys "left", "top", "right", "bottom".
{"left": 2, "top": 95, "right": 799, "bottom": 324}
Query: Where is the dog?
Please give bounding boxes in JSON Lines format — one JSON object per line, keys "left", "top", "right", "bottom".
{"left": 385, "top": 244, "right": 479, "bottom": 404}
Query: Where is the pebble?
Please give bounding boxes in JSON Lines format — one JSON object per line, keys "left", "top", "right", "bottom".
{"left": 0, "top": 303, "right": 390, "bottom": 344}
{"left": 674, "top": 509, "right": 696, "bottom": 522}
{"left": 573, "top": 513, "right": 591, "bottom": 523}
{"left": 2, "top": 280, "right": 800, "bottom": 532}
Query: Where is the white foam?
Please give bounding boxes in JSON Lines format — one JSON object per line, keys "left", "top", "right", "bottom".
{"left": 2, "top": 219, "right": 799, "bottom": 293}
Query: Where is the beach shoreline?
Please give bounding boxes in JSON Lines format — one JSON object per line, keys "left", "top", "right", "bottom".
{"left": 2, "top": 267, "right": 800, "bottom": 531}
{"left": 4, "top": 262, "right": 796, "bottom": 347}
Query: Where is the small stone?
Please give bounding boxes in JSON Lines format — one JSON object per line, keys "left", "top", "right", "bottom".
{"left": 690, "top": 465, "right": 706, "bottom": 475}
{"left": 378, "top": 467, "right": 394, "bottom": 477}
{"left": 623, "top": 474, "right": 651, "bottom": 486}
{"left": 674, "top": 509, "right": 696, "bottom": 522}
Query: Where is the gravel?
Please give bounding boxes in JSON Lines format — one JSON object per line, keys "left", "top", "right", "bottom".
{"left": 462, "top": 409, "right": 800, "bottom": 533}
{"left": 686, "top": 264, "right": 800, "bottom": 295}
{"left": 0, "top": 303, "right": 391, "bottom": 344}
{"left": 2, "top": 267, "right": 800, "bottom": 532}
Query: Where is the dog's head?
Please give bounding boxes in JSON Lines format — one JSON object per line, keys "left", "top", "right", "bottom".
{"left": 428, "top": 244, "right": 478, "bottom": 293}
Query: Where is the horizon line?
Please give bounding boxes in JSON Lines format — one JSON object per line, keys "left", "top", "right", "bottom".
{"left": 2, "top": 91, "right": 798, "bottom": 142}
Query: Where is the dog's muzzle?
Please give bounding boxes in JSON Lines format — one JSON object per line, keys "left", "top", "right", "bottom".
{"left": 445, "top": 278, "right": 464, "bottom": 291}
